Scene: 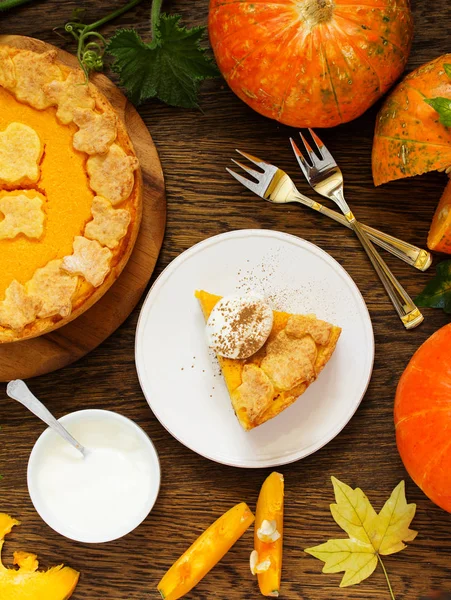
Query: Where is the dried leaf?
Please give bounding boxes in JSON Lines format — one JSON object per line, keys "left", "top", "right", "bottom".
{"left": 372, "top": 482, "right": 417, "bottom": 556}
{"left": 306, "top": 538, "right": 378, "bottom": 587}
{"left": 305, "top": 478, "right": 417, "bottom": 594}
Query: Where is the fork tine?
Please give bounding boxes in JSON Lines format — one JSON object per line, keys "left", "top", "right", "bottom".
{"left": 235, "top": 149, "right": 266, "bottom": 168}
{"left": 298, "top": 131, "right": 318, "bottom": 166}
{"left": 308, "top": 128, "right": 337, "bottom": 165}
{"left": 231, "top": 158, "right": 262, "bottom": 181}
{"left": 289, "top": 137, "right": 313, "bottom": 180}
{"left": 226, "top": 167, "right": 263, "bottom": 196}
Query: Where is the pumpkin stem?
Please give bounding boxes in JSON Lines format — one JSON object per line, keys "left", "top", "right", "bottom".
{"left": 297, "top": 0, "right": 335, "bottom": 26}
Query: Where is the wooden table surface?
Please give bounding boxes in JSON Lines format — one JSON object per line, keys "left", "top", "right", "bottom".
{"left": 1, "top": 1, "right": 451, "bottom": 599}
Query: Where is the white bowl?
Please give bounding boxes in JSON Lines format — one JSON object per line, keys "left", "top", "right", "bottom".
{"left": 28, "top": 409, "right": 161, "bottom": 543}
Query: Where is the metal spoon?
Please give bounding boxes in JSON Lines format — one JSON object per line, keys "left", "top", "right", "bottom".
{"left": 6, "top": 379, "right": 89, "bottom": 458}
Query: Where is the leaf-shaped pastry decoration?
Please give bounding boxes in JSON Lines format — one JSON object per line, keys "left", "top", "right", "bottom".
{"left": 305, "top": 478, "right": 417, "bottom": 598}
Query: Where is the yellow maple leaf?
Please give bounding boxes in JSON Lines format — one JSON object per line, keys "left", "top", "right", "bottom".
{"left": 305, "top": 477, "right": 417, "bottom": 598}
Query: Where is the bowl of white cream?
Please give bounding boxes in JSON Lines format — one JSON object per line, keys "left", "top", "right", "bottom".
{"left": 27, "top": 409, "right": 160, "bottom": 544}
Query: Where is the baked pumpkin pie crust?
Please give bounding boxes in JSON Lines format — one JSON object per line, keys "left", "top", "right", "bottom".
{"left": 0, "top": 45, "right": 142, "bottom": 343}
{"left": 196, "top": 290, "right": 342, "bottom": 431}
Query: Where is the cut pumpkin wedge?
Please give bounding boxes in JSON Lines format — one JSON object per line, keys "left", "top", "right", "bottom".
{"left": 254, "top": 472, "right": 284, "bottom": 597}
{"left": 158, "top": 502, "right": 255, "bottom": 600}
{"left": 428, "top": 178, "right": 451, "bottom": 253}
{"left": 0, "top": 513, "right": 79, "bottom": 600}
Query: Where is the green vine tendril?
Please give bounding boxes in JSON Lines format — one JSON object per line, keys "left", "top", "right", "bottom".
{"left": 61, "top": 0, "right": 144, "bottom": 79}
{"left": 64, "top": 21, "right": 107, "bottom": 79}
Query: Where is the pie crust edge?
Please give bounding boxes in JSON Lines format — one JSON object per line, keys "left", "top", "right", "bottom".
{"left": 0, "top": 43, "right": 143, "bottom": 343}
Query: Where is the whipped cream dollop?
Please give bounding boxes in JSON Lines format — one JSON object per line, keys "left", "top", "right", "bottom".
{"left": 206, "top": 293, "right": 274, "bottom": 359}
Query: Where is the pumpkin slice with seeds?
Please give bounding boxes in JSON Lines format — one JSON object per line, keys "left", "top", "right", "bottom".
{"left": 0, "top": 513, "right": 79, "bottom": 600}
{"left": 252, "top": 472, "right": 284, "bottom": 597}
{"left": 158, "top": 503, "right": 254, "bottom": 599}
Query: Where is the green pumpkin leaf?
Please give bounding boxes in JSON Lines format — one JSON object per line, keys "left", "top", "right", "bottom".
{"left": 107, "top": 15, "right": 219, "bottom": 108}
{"left": 415, "top": 260, "right": 451, "bottom": 313}
{"left": 445, "top": 64, "right": 451, "bottom": 79}
{"left": 424, "top": 97, "right": 451, "bottom": 127}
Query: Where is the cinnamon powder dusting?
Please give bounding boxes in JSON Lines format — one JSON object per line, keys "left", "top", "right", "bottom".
{"left": 208, "top": 297, "right": 273, "bottom": 359}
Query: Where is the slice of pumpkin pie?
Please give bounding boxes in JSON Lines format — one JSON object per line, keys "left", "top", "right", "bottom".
{"left": 196, "top": 290, "right": 341, "bottom": 431}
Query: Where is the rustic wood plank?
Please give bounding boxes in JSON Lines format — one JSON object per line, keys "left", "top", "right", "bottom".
{"left": 0, "top": 1, "right": 451, "bottom": 599}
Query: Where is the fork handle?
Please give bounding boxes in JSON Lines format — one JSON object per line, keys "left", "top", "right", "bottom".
{"left": 349, "top": 218, "right": 424, "bottom": 329}
{"left": 299, "top": 199, "right": 432, "bottom": 271}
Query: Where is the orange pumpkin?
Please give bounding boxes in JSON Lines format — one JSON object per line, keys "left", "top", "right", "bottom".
{"left": 373, "top": 54, "right": 451, "bottom": 186}
{"left": 394, "top": 324, "right": 451, "bottom": 513}
{"left": 428, "top": 178, "right": 451, "bottom": 253}
{"left": 209, "top": 0, "right": 413, "bottom": 128}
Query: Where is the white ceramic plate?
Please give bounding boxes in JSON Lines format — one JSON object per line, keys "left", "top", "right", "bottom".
{"left": 135, "top": 230, "right": 374, "bottom": 468}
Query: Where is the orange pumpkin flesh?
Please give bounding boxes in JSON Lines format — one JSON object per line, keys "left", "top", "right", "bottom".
{"left": 394, "top": 324, "right": 451, "bottom": 513}
{"left": 255, "top": 472, "right": 284, "bottom": 597}
{"left": 158, "top": 502, "right": 255, "bottom": 600}
{"left": 373, "top": 54, "right": 451, "bottom": 186}
{"left": 428, "top": 178, "right": 451, "bottom": 253}
{"left": 0, "top": 513, "right": 79, "bottom": 600}
{"left": 209, "top": 0, "right": 413, "bottom": 128}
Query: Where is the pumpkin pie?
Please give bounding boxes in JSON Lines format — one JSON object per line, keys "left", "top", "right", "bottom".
{"left": 196, "top": 290, "right": 342, "bottom": 431}
{"left": 0, "top": 45, "right": 142, "bottom": 343}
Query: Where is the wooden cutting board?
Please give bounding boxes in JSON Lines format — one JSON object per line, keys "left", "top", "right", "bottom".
{"left": 0, "top": 35, "right": 166, "bottom": 382}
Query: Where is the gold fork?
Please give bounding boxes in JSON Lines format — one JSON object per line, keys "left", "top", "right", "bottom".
{"left": 227, "top": 150, "right": 431, "bottom": 273}
{"left": 290, "top": 130, "right": 423, "bottom": 330}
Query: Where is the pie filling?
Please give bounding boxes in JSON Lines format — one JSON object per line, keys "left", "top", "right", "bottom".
{"left": 0, "top": 86, "right": 93, "bottom": 299}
